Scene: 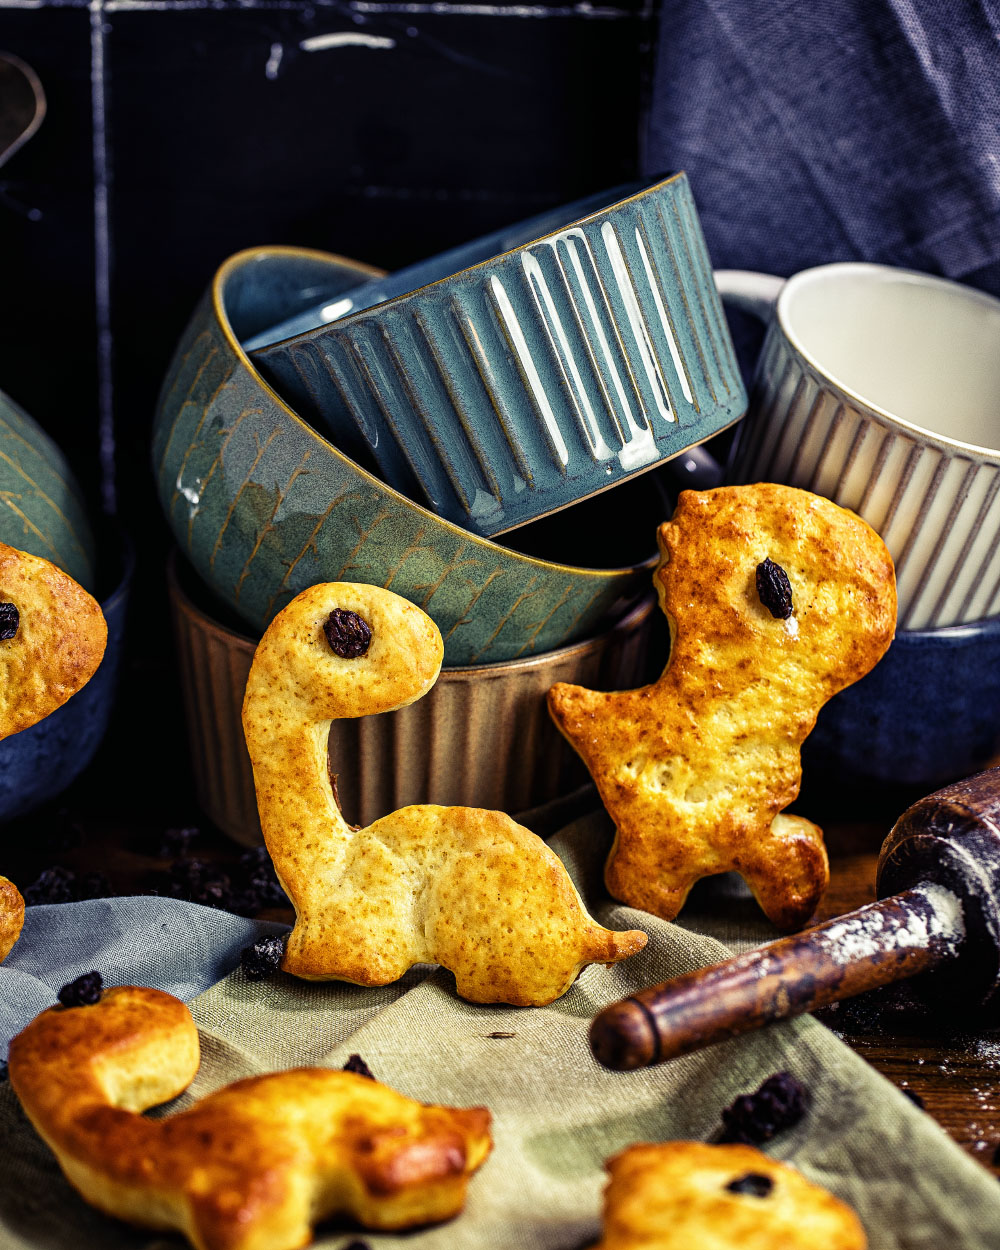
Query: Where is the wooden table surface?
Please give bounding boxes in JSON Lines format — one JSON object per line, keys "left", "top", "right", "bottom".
{"left": 5, "top": 776, "right": 1000, "bottom": 1182}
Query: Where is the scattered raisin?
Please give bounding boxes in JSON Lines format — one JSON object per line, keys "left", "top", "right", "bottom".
{"left": 718, "top": 1071, "right": 808, "bottom": 1144}
{"left": 0, "top": 602, "right": 19, "bottom": 641}
{"left": 755, "top": 557, "right": 793, "bottom": 620}
{"left": 57, "top": 971, "right": 103, "bottom": 1007}
{"left": 240, "top": 935, "right": 285, "bottom": 981}
{"left": 901, "top": 1086, "right": 925, "bottom": 1109}
{"left": 158, "top": 825, "right": 200, "bottom": 858}
{"left": 23, "top": 865, "right": 111, "bottom": 906}
{"left": 341, "top": 1241, "right": 373, "bottom": 1250}
{"left": 324, "top": 609, "right": 372, "bottom": 659}
{"left": 726, "top": 1172, "right": 774, "bottom": 1197}
{"left": 343, "top": 1054, "right": 375, "bottom": 1080}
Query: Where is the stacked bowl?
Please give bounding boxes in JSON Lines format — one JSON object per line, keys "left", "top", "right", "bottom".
{"left": 154, "top": 175, "right": 750, "bottom": 839}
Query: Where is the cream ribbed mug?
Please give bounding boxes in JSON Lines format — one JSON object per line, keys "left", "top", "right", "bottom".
{"left": 715, "top": 263, "right": 1000, "bottom": 630}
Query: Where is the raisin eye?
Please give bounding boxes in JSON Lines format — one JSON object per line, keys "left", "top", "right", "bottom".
{"left": 0, "top": 602, "right": 19, "bottom": 640}
{"left": 323, "top": 609, "right": 372, "bottom": 658}
{"left": 726, "top": 1172, "right": 774, "bottom": 1197}
{"left": 755, "top": 558, "right": 793, "bottom": 619}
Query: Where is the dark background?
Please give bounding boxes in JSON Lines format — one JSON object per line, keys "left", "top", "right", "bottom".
{"left": 0, "top": 0, "right": 658, "bottom": 824}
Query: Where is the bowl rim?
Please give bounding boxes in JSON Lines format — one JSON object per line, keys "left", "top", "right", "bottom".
{"left": 893, "top": 612, "right": 1000, "bottom": 643}
{"left": 166, "top": 547, "right": 656, "bottom": 674}
{"left": 211, "top": 244, "right": 661, "bottom": 582}
{"left": 268, "top": 172, "right": 689, "bottom": 336}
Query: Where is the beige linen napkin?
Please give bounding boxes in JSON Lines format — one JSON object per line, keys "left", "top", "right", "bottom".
{"left": 2, "top": 812, "right": 999, "bottom": 1249}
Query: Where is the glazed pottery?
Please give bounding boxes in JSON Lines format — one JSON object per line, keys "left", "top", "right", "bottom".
{"left": 154, "top": 246, "right": 665, "bottom": 665}
{"left": 249, "top": 174, "right": 747, "bottom": 537}
{"left": 167, "top": 550, "right": 659, "bottom": 845}
{"left": 0, "top": 532, "right": 131, "bottom": 821}
{"left": 806, "top": 613, "right": 1000, "bottom": 786}
{"left": 0, "top": 388, "right": 96, "bottom": 592}
{"left": 719, "top": 263, "right": 1000, "bottom": 629}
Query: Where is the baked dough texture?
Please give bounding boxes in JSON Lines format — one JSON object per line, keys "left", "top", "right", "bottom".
{"left": 590, "top": 1141, "right": 867, "bottom": 1250}
{"left": 241, "top": 581, "right": 647, "bottom": 1006}
{"left": 0, "top": 540, "right": 107, "bottom": 740}
{"left": 0, "top": 541, "right": 107, "bottom": 963}
{"left": 8, "top": 985, "right": 492, "bottom": 1250}
{"left": 548, "top": 484, "right": 896, "bottom": 929}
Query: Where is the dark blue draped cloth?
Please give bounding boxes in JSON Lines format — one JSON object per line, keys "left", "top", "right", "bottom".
{"left": 642, "top": 1, "right": 1000, "bottom": 297}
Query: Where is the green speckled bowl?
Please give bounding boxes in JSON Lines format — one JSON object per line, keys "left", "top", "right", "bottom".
{"left": 0, "top": 389, "right": 96, "bottom": 591}
{"left": 153, "top": 247, "right": 662, "bottom": 665}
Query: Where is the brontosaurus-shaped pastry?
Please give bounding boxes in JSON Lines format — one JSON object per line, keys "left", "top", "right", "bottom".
{"left": 0, "top": 541, "right": 107, "bottom": 961}
{"left": 241, "top": 581, "right": 647, "bottom": 1006}
{"left": 8, "top": 985, "right": 492, "bottom": 1250}
{"left": 548, "top": 484, "right": 896, "bottom": 930}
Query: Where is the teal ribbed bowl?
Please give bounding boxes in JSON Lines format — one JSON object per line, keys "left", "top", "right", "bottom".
{"left": 0, "top": 389, "right": 96, "bottom": 591}
{"left": 153, "top": 247, "right": 663, "bottom": 666}
{"left": 249, "top": 174, "right": 747, "bottom": 537}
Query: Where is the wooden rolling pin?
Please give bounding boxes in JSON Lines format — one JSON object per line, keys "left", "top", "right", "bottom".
{"left": 590, "top": 767, "right": 1000, "bottom": 1071}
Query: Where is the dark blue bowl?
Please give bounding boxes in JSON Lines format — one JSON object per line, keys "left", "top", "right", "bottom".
{"left": 0, "top": 535, "right": 133, "bottom": 822}
{"left": 805, "top": 614, "right": 1000, "bottom": 787}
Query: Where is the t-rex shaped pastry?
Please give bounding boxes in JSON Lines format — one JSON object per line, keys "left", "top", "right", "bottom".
{"left": 548, "top": 484, "right": 896, "bottom": 930}
{"left": 8, "top": 985, "right": 492, "bottom": 1250}
{"left": 0, "top": 541, "right": 107, "bottom": 961}
{"left": 590, "top": 1141, "right": 867, "bottom": 1249}
{"left": 241, "top": 581, "right": 647, "bottom": 1006}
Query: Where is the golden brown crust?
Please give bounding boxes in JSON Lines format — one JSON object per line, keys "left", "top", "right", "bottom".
{"left": 9, "top": 986, "right": 492, "bottom": 1250}
{"left": 591, "top": 1141, "right": 867, "bottom": 1250}
{"left": 548, "top": 484, "right": 896, "bottom": 929}
{"left": 0, "top": 541, "right": 107, "bottom": 741}
{"left": 242, "top": 581, "right": 647, "bottom": 1006}
{"left": 0, "top": 875, "right": 24, "bottom": 963}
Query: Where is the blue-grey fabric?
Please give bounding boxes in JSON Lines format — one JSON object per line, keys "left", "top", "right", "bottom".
{"left": 643, "top": 1, "right": 1000, "bottom": 296}
{"left": 0, "top": 896, "right": 284, "bottom": 1057}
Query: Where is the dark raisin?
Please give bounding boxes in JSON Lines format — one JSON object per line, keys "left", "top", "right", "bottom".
{"left": 57, "top": 971, "right": 103, "bottom": 1007}
{"left": 725, "top": 1172, "right": 774, "bottom": 1198}
{"left": 240, "top": 935, "right": 285, "bottom": 981}
{"left": 158, "top": 825, "right": 200, "bottom": 858}
{"left": 23, "top": 865, "right": 78, "bottom": 905}
{"left": 718, "top": 1071, "right": 808, "bottom": 1144}
{"left": 343, "top": 1053, "right": 375, "bottom": 1080}
{"left": 0, "top": 602, "right": 19, "bottom": 641}
{"left": 342, "top": 1241, "right": 373, "bottom": 1250}
{"left": 324, "top": 609, "right": 372, "bottom": 659}
{"left": 901, "top": 1086, "right": 925, "bottom": 1109}
{"left": 992, "top": 1141, "right": 1000, "bottom": 1168}
{"left": 755, "top": 557, "right": 793, "bottom": 620}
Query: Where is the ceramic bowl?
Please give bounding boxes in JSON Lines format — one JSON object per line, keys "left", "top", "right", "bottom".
{"left": 805, "top": 614, "right": 1000, "bottom": 787}
{"left": 0, "top": 388, "right": 96, "bottom": 592}
{"left": 153, "top": 246, "right": 666, "bottom": 666}
{"left": 0, "top": 531, "right": 132, "bottom": 822}
{"left": 167, "top": 549, "right": 660, "bottom": 845}
{"left": 248, "top": 174, "right": 747, "bottom": 537}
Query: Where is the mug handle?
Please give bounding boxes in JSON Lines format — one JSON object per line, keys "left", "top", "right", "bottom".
{"left": 661, "top": 269, "right": 785, "bottom": 493}
{"left": 713, "top": 269, "right": 785, "bottom": 321}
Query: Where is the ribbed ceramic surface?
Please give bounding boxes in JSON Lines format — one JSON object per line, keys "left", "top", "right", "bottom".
{"left": 0, "top": 389, "right": 96, "bottom": 591}
{"left": 252, "top": 175, "right": 746, "bottom": 537}
{"left": 154, "top": 247, "right": 658, "bottom": 666}
{"left": 167, "top": 554, "right": 656, "bottom": 845}
{"left": 730, "top": 329, "right": 1000, "bottom": 630}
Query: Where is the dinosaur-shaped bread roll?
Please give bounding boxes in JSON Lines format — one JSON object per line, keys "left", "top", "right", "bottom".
{"left": 8, "top": 985, "right": 491, "bottom": 1250}
{"left": 591, "top": 1141, "right": 867, "bottom": 1249}
{"left": 548, "top": 484, "right": 896, "bottom": 930}
{"left": 242, "top": 581, "right": 647, "bottom": 1006}
{"left": 0, "top": 541, "right": 107, "bottom": 962}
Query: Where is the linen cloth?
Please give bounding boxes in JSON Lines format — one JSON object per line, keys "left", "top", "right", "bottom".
{"left": 1, "top": 813, "right": 999, "bottom": 1249}
{"left": 643, "top": 1, "right": 1000, "bottom": 297}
